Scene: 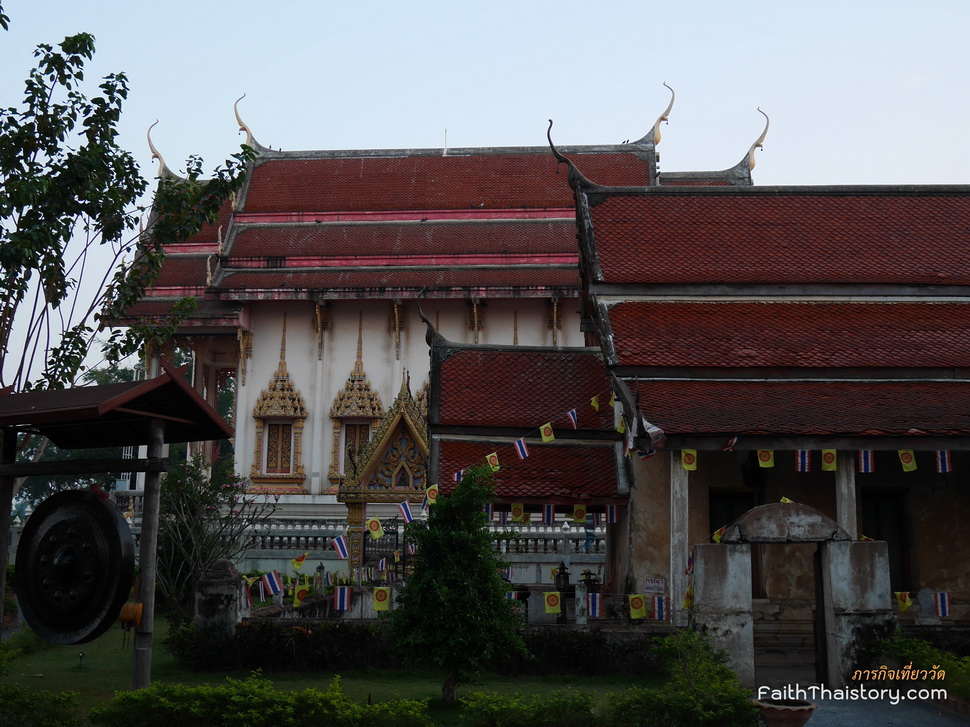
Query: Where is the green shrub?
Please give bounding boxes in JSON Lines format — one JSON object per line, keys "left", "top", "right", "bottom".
{"left": 459, "top": 689, "right": 594, "bottom": 727}
{"left": 600, "top": 631, "right": 757, "bottom": 727}
{"left": 0, "top": 684, "right": 83, "bottom": 727}
{"left": 879, "top": 632, "right": 970, "bottom": 700}
{"left": 88, "top": 673, "right": 431, "bottom": 727}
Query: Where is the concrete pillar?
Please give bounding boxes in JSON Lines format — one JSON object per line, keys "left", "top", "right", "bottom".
{"left": 819, "top": 540, "right": 895, "bottom": 687}
{"left": 691, "top": 543, "right": 755, "bottom": 687}
{"left": 670, "top": 454, "right": 690, "bottom": 627}
{"left": 194, "top": 558, "right": 244, "bottom": 638}
{"left": 575, "top": 582, "right": 588, "bottom": 626}
{"left": 835, "top": 453, "right": 858, "bottom": 539}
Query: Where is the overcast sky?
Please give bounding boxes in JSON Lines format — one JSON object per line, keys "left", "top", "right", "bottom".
{"left": 3, "top": 0, "right": 968, "bottom": 188}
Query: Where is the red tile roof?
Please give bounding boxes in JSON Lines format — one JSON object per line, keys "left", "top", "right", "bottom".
{"left": 151, "top": 256, "right": 211, "bottom": 287}
{"left": 228, "top": 220, "right": 576, "bottom": 258}
{"left": 437, "top": 348, "right": 616, "bottom": 429}
{"left": 632, "top": 379, "right": 970, "bottom": 437}
{"left": 217, "top": 268, "right": 579, "bottom": 295}
{"left": 242, "top": 151, "right": 650, "bottom": 214}
{"left": 607, "top": 301, "right": 970, "bottom": 368}
{"left": 588, "top": 191, "right": 970, "bottom": 285}
{"left": 438, "top": 440, "right": 621, "bottom": 500}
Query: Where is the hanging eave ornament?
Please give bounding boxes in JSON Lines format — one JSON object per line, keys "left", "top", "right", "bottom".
{"left": 15, "top": 490, "right": 135, "bottom": 644}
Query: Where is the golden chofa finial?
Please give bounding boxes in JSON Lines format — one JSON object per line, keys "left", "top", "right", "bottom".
{"left": 652, "top": 82, "right": 675, "bottom": 146}
{"left": 146, "top": 120, "right": 173, "bottom": 177}
{"left": 234, "top": 94, "right": 258, "bottom": 148}
{"left": 745, "top": 107, "right": 770, "bottom": 171}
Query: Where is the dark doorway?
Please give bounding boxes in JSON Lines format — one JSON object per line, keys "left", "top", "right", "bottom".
{"left": 860, "top": 489, "right": 911, "bottom": 590}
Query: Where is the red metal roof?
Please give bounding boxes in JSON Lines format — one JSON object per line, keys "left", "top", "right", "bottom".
{"left": 607, "top": 301, "right": 970, "bottom": 369}
{"left": 229, "top": 220, "right": 576, "bottom": 258}
{"left": 242, "top": 151, "right": 650, "bottom": 214}
{"left": 437, "top": 348, "right": 616, "bottom": 429}
{"left": 438, "top": 440, "right": 620, "bottom": 500}
{"left": 588, "top": 191, "right": 970, "bottom": 285}
{"left": 632, "top": 379, "right": 970, "bottom": 437}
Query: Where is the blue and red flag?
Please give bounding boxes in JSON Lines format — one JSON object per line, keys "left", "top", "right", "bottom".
{"left": 514, "top": 438, "right": 529, "bottom": 459}
{"left": 332, "top": 535, "right": 349, "bottom": 559}
{"left": 398, "top": 500, "right": 414, "bottom": 523}
{"left": 334, "top": 586, "right": 350, "bottom": 611}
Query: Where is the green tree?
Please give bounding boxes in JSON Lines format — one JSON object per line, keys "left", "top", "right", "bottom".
{"left": 156, "top": 455, "right": 277, "bottom": 619}
{"left": 0, "top": 9, "right": 255, "bottom": 626}
{"left": 388, "top": 465, "right": 527, "bottom": 703}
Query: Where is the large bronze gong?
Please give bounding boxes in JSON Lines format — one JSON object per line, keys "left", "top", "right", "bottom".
{"left": 15, "top": 489, "right": 135, "bottom": 644}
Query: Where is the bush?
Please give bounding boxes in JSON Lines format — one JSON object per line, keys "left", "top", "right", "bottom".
{"left": 879, "top": 632, "right": 970, "bottom": 700}
{"left": 164, "top": 619, "right": 392, "bottom": 671}
{"left": 494, "top": 628, "right": 662, "bottom": 677}
{"left": 459, "top": 689, "right": 595, "bottom": 727}
{"left": 88, "top": 673, "right": 431, "bottom": 727}
{"left": 0, "top": 685, "right": 82, "bottom": 727}
{"left": 600, "top": 631, "right": 757, "bottom": 727}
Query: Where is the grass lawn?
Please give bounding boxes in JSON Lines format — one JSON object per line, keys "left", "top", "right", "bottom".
{"left": 2, "top": 618, "right": 655, "bottom": 724}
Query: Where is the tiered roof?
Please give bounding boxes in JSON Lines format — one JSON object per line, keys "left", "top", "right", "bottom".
{"left": 570, "top": 177, "right": 970, "bottom": 447}
{"left": 429, "top": 343, "right": 623, "bottom": 504}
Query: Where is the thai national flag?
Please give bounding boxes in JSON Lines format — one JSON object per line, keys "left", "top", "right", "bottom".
{"left": 334, "top": 586, "right": 350, "bottom": 611}
{"left": 858, "top": 450, "right": 875, "bottom": 474}
{"left": 407, "top": 543, "right": 417, "bottom": 556}
{"left": 543, "top": 503, "right": 555, "bottom": 526}
{"left": 332, "top": 535, "right": 349, "bottom": 559}
{"left": 795, "top": 450, "right": 811, "bottom": 472}
{"left": 636, "top": 449, "right": 656, "bottom": 460}
{"left": 262, "top": 570, "right": 282, "bottom": 595}
{"left": 514, "top": 438, "right": 529, "bottom": 459}
{"left": 453, "top": 469, "right": 464, "bottom": 482}
{"left": 592, "top": 512, "right": 603, "bottom": 527}
{"left": 654, "top": 596, "right": 668, "bottom": 621}
{"left": 936, "top": 450, "right": 953, "bottom": 473}
{"left": 378, "top": 557, "right": 386, "bottom": 572}
{"left": 499, "top": 511, "right": 509, "bottom": 526}
{"left": 935, "top": 592, "right": 951, "bottom": 617}
{"left": 588, "top": 593, "right": 601, "bottom": 618}
{"left": 398, "top": 500, "right": 414, "bottom": 523}
{"left": 567, "top": 409, "right": 579, "bottom": 429}
{"left": 606, "top": 504, "right": 619, "bottom": 524}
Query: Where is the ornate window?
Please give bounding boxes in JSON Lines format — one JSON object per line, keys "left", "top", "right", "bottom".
{"left": 250, "top": 320, "right": 307, "bottom": 489}
{"left": 328, "top": 314, "right": 385, "bottom": 483}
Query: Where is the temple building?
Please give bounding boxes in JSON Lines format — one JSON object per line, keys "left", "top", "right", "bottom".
{"left": 125, "top": 90, "right": 763, "bottom": 567}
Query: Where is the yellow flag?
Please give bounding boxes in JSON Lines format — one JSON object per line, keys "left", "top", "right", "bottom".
{"left": 757, "top": 449, "right": 774, "bottom": 468}
{"left": 590, "top": 395, "right": 600, "bottom": 411}
{"left": 486, "top": 452, "right": 500, "bottom": 471}
{"left": 608, "top": 393, "right": 616, "bottom": 408}
{"left": 629, "top": 594, "right": 647, "bottom": 619}
{"left": 898, "top": 450, "right": 917, "bottom": 472}
{"left": 511, "top": 503, "right": 528, "bottom": 523}
{"left": 681, "top": 449, "right": 697, "bottom": 471}
{"left": 291, "top": 552, "right": 309, "bottom": 570}
{"left": 293, "top": 585, "right": 309, "bottom": 608}
{"left": 373, "top": 587, "right": 391, "bottom": 611}
{"left": 425, "top": 484, "right": 440, "bottom": 504}
{"left": 712, "top": 526, "right": 726, "bottom": 543}
{"left": 616, "top": 418, "right": 626, "bottom": 434}
{"left": 780, "top": 496, "right": 793, "bottom": 504}
{"left": 895, "top": 591, "right": 913, "bottom": 612}
{"left": 366, "top": 517, "right": 385, "bottom": 540}
{"left": 540, "top": 422, "right": 555, "bottom": 442}
{"left": 821, "top": 449, "right": 837, "bottom": 471}
{"left": 681, "top": 584, "right": 694, "bottom": 610}
{"left": 573, "top": 504, "right": 587, "bottom": 523}
{"left": 545, "top": 592, "right": 562, "bottom": 614}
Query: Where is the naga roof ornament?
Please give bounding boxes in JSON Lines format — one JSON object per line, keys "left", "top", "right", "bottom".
{"left": 233, "top": 94, "right": 262, "bottom": 150}
{"left": 633, "top": 82, "right": 675, "bottom": 147}
{"left": 146, "top": 121, "right": 176, "bottom": 178}
{"left": 546, "top": 119, "right": 603, "bottom": 192}
{"left": 744, "top": 108, "right": 770, "bottom": 171}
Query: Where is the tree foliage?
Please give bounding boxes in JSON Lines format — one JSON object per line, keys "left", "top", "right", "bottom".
{"left": 0, "top": 29, "right": 255, "bottom": 391}
{"left": 388, "top": 465, "right": 526, "bottom": 703}
{"left": 156, "top": 455, "right": 277, "bottom": 618}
